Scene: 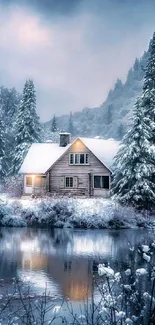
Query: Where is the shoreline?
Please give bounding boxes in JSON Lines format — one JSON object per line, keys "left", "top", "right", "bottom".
{"left": 0, "top": 196, "right": 154, "bottom": 229}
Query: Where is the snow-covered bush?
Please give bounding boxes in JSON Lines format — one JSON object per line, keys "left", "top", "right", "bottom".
{"left": 0, "top": 200, "right": 26, "bottom": 226}
{"left": 0, "top": 198, "right": 154, "bottom": 229}
{"left": 95, "top": 241, "right": 155, "bottom": 324}
{"left": 2, "top": 175, "right": 23, "bottom": 197}
{"left": 23, "top": 199, "right": 74, "bottom": 227}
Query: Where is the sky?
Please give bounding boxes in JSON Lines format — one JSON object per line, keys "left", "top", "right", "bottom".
{"left": 0, "top": 0, "right": 155, "bottom": 121}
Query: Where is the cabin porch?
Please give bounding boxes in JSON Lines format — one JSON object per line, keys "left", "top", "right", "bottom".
{"left": 24, "top": 174, "right": 47, "bottom": 196}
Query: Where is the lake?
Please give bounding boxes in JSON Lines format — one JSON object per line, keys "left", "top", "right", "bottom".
{"left": 0, "top": 227, "right": 154, "bottom": 323}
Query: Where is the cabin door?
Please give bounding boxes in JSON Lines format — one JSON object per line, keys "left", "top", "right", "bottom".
{"left": 25, "top": 176, "right": 33, "bottom": 194}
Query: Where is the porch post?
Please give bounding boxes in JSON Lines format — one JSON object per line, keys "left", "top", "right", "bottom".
{"left": 88, "top": 173, "right": 92, "bottom": 197}
{"left": 32, "top": 175, "right": 35, "bottom": 194}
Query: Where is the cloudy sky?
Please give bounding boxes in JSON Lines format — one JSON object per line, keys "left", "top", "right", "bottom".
{"left": 0, "top": 0, "right": 155, "bottom": 121}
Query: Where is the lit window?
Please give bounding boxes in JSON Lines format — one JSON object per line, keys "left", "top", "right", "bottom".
{"left": 26, "top": 176, "right": 32, "bottom": 186}
{"left": 35, "top": 176, "right": 41, "bottom": 187}
{"left": 94, "top": 176, "right": 109, "bottom": 189}
{"left": 35, "top": 176, "right": 46, "bottom": 187}
{"left": 66, "top": 177, "right": 73, "bottom": 188}
{"left": 69, "top": 153, "right": 89, "bottom": 165}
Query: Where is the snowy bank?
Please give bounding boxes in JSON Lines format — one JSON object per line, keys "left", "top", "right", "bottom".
{"left": 0, "top": 198, "right": 154, "bottom": 229}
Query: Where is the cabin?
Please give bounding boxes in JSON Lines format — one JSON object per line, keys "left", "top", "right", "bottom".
{"left": 19, "top": 133, "right": 119, "bottom": 198}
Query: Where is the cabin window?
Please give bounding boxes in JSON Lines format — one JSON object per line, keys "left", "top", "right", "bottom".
{"left": 65, "top": 177, "right": 73, "bottom": 188}
{"left": 35, "top": 176, "right": 41, "bottom": 187}
{"left": 26, "top": 176, "right": 32, "bottom": 186}
{"left": 85, "top": 153, "right": 89, "bottom": 164}
{"left": 70, "top": 154, "right": 74, "bottom": 165}
{"left": 35, "top": 176, "right": 46, "bottom": 187}
{"left": 69, "top": 153, "right": 89, "bottom": 165}
{"left": 80, "top": 154, "right": 85, "bottom": 164}
{"left": 75, "top": 154, "right": 80, "bottom": 164}
{"left": 94, "top": 175, "right": 109, "bottom": 189}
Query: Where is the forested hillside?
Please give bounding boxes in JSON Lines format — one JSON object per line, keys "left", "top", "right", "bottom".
{"left": 45, "top": 50, "right": 149, "bottom": 140}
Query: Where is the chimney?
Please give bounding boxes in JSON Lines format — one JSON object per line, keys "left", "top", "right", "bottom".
{"left": 59, "top": 133, "right": 71, "bottom": 147}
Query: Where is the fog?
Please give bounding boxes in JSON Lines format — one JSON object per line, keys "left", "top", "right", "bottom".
{"left": 0, "top": 0, "right": 155, "bottom": 120}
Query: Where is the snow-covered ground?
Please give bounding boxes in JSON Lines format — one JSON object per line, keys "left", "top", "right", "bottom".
{"left": 0, "top": 196, "right": 154, "bottom": 229}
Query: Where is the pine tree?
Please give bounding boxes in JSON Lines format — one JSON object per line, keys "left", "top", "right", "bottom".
{"left": 106, "top": 104, "right": 113, "bottom": 124}
{"left": 0, "top": 115, "right": 7, "bottom": 182}
{"left": 111, "top": 98, "right": 155, "bottom": 210}
{"left": 117, "top": 123, "right": 125, "bottom": 140}
{"left": 114, "top": 78, "right": 123, "bottom": 91}
{"left": 51, "top": 115, "right": 57, "bottom": 132}
{"left": 11, "top": 80, "right": 42, "bottom": 174}
{"left": 141, "top": 32, "right": 155, "bottom": 144}
{"left": 68, "top": 111, "right": 74, "bottom": 135}
{"left": 0, "top": 87, "right": 21, "bottom": 176}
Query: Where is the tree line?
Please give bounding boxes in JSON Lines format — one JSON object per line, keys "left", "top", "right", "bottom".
{"left": 0, "top": 80, "right": 75, "bottom": 183}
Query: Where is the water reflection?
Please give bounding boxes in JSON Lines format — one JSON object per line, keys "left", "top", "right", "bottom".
{"left": 0, "top": 227, "right": 154, "bottom": 302}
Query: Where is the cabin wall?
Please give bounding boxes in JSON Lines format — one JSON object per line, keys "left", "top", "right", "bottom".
{"left": 48, "top": 140, "right": 110, "bottom": 197}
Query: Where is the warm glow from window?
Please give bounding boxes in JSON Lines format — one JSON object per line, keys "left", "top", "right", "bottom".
{"left": 21, "top": 239, "right": 40, "bottom": 253}
{"left": 26, "top": 176, "right": 32, "bottom": 186}
{"left": 76, "top": 140, "right": 80, "bottom": 146}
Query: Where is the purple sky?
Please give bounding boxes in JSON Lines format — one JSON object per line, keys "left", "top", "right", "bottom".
{"left": 0, "top": 0, "right": 155, "bottom": 121}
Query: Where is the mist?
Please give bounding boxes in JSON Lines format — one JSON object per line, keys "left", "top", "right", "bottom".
{"left": 0, "top": 0, "right": 155, "bottom": 121}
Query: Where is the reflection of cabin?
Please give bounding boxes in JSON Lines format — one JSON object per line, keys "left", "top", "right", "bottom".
{"left": 22, "top": 253, "right": 93, "bottom": 301}
{"left": 19, "top": 134, "right": 119, "bottom": 197}
{"left": 22, "top": 254, "right": 48, "bottom": 270}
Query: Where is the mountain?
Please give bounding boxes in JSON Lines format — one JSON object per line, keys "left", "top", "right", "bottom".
{"left": 45, "top": 50, "right": 149, "bottom": 140}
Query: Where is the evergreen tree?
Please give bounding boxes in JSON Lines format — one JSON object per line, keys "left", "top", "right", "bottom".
{"left": 0, "top": 87, "right": 21, "bottom": 176}
{"left": 0, "top": 115, "right": 7, "bottom": 182}
{"left": 133, "top": 58, "right": 139, "bottom": 71}
{"left": 11, "top": 79, "right": 42, "bottom": 174}
{"left": 126, "top": 68, "right": 133, "bottom": 86}
{"left": 114, "top": 78, "right": 123, "bottom": 91}
{"left": 51, "top": 115, "right": 57, "bottom": 132}
{"left": 117, "top": 123, "right": 125, "bottom": 140}
{"left": 106, "top": 104, "right": 113, "bottom": 124}
{"left": 141, "top": 32, "right": 155, "bottom": 143}
{"left": 111, "top": 98, "right": 155, "bottom": 210}
{"left": 68, "top": 111, "right": 74, "bottom": 135}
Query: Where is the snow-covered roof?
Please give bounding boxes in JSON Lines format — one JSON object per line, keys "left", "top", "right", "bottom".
{"left": 19, "top": 143, "right": 70, "bottom": 174}
{"left": 19, "top": 137, "right": 120, "bottom": 174}
{"left": 79, "top": 137, "right": 119, "bottom": 170}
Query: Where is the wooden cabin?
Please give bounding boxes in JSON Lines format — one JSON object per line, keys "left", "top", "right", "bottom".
{"left": 19, "top": 133, "right": 119, "bottom": 197}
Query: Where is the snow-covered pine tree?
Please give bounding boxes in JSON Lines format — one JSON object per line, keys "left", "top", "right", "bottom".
{"left": 106, "top": 104, "right": 113, "bottom": 125}
{"left": 0, "top": 87, "right": 21, "bottom": 176}
{"left": 0, "top": 114, "right": 7, "bottom": 182}
{"left": 111, "top": 98, "right": 155, "bottom": 210}
{"left": 68, "top": 111, "right": 74, "bottom": 135}
{"left": 117, "top": 123, "right": 125, "bottom": 140}
{"left": 11, "top": 79, "right": 42, "bottom": 175}
{"left": 51, "top": 115, "right": 57, "bottom": 132}
{"left": 141, "top": 32, "right": 155, "bottom": 144}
